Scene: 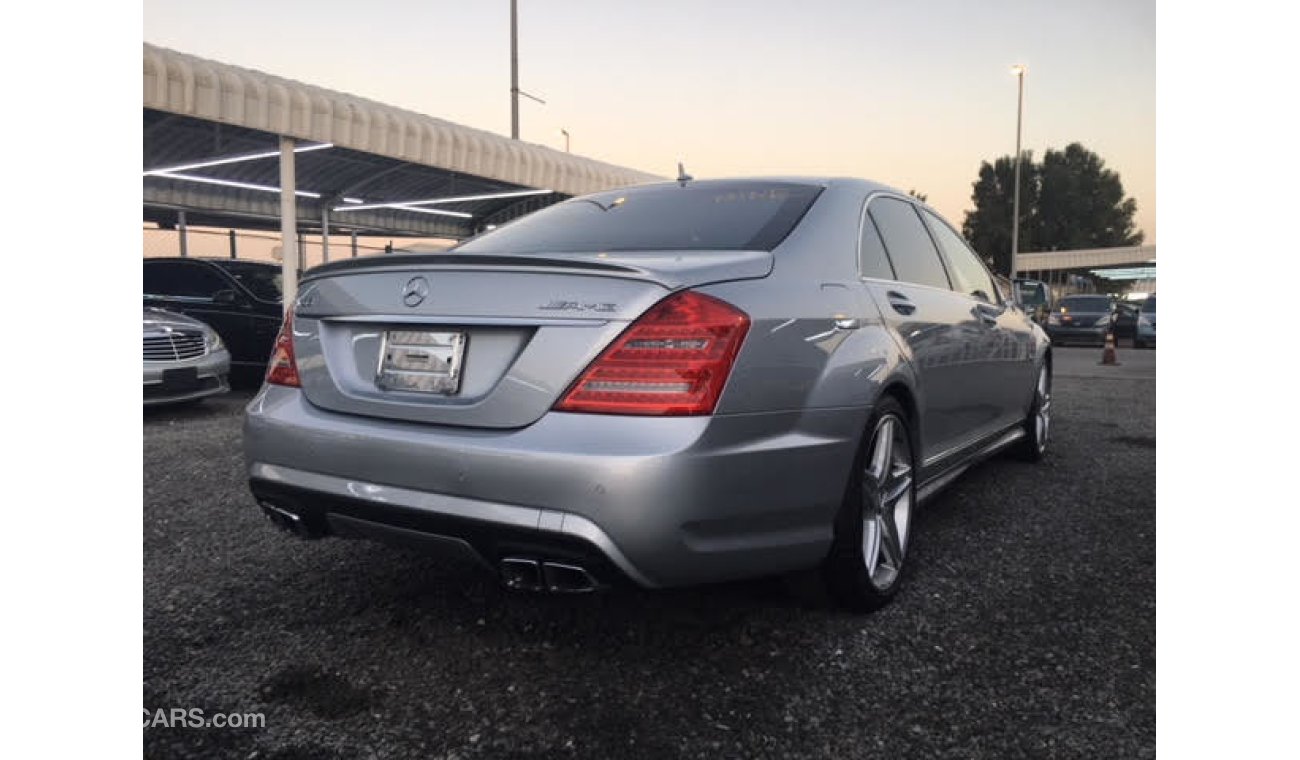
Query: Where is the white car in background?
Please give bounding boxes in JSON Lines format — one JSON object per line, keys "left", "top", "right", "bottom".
{"left": 143, "top": 308, "right": 231, "bottom": 405}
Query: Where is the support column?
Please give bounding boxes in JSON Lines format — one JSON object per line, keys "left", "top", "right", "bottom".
{"left": 351, "top": 230, "right": 358, "bottom": 258}
{"left": 321, "top": 205, "right": 330, "bottom": 263}
{"left": 228, "top": 229, "right": 237, "bottom": 259}
{"left": 177, "top": 211, "right": 188, "bottom": 257}
{"left": 279, "top": 137, "right": 298, "bottom": 314}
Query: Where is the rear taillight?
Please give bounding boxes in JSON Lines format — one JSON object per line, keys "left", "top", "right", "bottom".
{"left": 555, "top": 290, "right": 750, "bottom": 416}
{"left": 266, "top": 313, "right": 300, "bottom": 387}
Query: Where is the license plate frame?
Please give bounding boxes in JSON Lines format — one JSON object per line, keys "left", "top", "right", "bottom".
{"left": 375, "top": 330, "right": 467, "bottom": 395}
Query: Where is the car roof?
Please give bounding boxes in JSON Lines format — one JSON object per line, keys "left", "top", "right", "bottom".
{"left": 144, "top": 257, "right": 279, "bottom": 267}
{"left": 609, "top": 175, "right": 907, "bottom": 200}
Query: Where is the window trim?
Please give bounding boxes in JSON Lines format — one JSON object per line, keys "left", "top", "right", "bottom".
{"left": 917, "top": 207, "right": 1002, "bottom": 304}
{"left": 856, "top": 192, "right": 955, "bottom": 294}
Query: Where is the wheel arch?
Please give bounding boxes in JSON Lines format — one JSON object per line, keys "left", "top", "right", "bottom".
{"left": 876, "top": 378, "right": 921, "bottom": 462}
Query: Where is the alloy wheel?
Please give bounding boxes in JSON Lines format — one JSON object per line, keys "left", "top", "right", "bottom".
{"left": 861, "top": 414, "right": 913, "bottom": 589}
{"left": 1035, "top": 366, "right": 1051, "bottom": 452}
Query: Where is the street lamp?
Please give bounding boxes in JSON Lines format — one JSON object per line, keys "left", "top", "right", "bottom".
{"left": 509, "top": 0, "right": 545, "bottom": 140}
{"left": 560, "top": 128, "right": 570, "bottom": 152}
{"left": 1010, "top": 64, "right": 1026, "bottom": 280}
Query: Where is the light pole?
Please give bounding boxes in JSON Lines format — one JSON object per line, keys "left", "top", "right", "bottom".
{"left": 560, "top": 128, "right": 570, "bottom": 152}
{"left": 510, "top": 0, "right": 519, "bottom": 138}
{"left": 509, "top": 0, "right": 544, "bottom": 140}
{"left": 1010, "top": 64, "right": 1026, "bottom": 280}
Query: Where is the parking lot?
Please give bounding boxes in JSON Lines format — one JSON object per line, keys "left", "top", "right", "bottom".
{"left": 143, "top": 345, "right": 1154, "bottom": 759}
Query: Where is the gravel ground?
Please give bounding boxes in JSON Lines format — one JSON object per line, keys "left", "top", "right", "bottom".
{"left": 144, "top": 353, "right": 1155, "bottom": 759}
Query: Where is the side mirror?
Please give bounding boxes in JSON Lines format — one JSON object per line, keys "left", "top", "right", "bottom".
{"left": 212, "top": 289, "right": 241, "bottom": 306}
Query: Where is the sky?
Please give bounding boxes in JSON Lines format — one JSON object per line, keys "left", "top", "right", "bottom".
{"left": 142, "top": 0, "right": 1155, "bottom": 245}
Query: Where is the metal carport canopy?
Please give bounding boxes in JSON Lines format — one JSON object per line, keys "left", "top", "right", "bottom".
{"left": 143, "top": 42, "right": 663, "bottom": 307}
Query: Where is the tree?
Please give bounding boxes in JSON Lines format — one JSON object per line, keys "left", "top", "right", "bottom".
{"left": 907, "top": 188, "right": 928, "bottom": 203}
{"left": 961, "top": 153, "right": 1037, "bottom": 277}
{"left": 961, "top": 142, "right": 1142, "bottom": 277}
{"left": 1035, "top": 143, "right": 1143, "bottom": 251}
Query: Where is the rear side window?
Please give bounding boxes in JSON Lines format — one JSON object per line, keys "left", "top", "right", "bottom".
{"left": 858, "top": 212, "right": 895, "bottom": 280}
{"left": 921, "top": 209, "right": 997, "bottom": 303}
{"left": 211, "top": 261, "right": 283, "bottom": 302}
{"left": 867, "top": 198, "right": 951, "bottom": 290}
{"left": 455, "top": 181, "right": 823, "bottom": 254}
{"left": 143, "top": 261, "right": 230, "bottom": 299}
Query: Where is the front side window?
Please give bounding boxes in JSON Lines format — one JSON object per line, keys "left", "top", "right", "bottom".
{"left": 455, "top": 180, "right": 823, "bottom": 254}
{"left": 143, "top": 261, "right": 230, "bottom": 299}
{"left": 866, "top": 197, "right": 950, "bottom": 290}
{"left": 922, "top": 209, "right": 997, "bottom": 303}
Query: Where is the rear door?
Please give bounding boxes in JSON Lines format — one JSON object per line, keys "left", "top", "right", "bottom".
{"left": 859, "top": 196, "right": 1003, "bottom": 463}
{"left": 920, "top": 208, "right": 1036, "bottom": 429}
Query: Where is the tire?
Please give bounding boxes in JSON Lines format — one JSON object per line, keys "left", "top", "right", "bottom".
{"left": 823, "top": 397, "right": 917, "bottom": 613}
{"left": 1012, "top": 361, "right": 1052, "bottom": 462}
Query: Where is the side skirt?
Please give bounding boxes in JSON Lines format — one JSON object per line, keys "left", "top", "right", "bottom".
{"left": 916, "top": 425, "right": 1025, "bottom": 504}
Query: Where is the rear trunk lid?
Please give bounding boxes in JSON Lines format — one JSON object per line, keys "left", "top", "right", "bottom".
{"left": 290, "top": 251, "right": 771, "bottom": 428}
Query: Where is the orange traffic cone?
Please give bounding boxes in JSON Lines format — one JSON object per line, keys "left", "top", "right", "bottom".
{"left": 1100, "top": 331, "right": 1120, "bottom": 366}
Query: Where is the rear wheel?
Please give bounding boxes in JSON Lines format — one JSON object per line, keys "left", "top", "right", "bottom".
{"left": 823, "top": 398, "right": 916, "bottom": 613}
{"left": 1012, "top": 362, "right": 1051, "bottom": 461}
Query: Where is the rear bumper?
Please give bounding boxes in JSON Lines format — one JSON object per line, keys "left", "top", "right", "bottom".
{"left": 243, "top": 385, "right": 867, "bottom": 587}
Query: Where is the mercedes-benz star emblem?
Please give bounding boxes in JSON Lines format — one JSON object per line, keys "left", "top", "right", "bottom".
{"left": 402, "top": 276, "right": 430, "bottom": 308}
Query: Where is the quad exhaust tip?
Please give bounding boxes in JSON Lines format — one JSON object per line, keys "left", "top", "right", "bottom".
{"left": 501, "top": 558, "right": 599, "bottom": 593}
{"left": 259, "top": 502, "right": 324, "bottom": 539}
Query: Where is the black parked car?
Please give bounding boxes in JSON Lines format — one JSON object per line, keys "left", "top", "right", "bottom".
{"left": 1113, "top": 300, "right": 1141, "bottom": 343}
{"left": 1013, "top": 278, "right": 1051, "bottom": 326}
{"left": 143, "top": 258, "right": 285, "bottom": 385}
{"left": 1045, "top": 294, "right": 1114, "bottom": 346}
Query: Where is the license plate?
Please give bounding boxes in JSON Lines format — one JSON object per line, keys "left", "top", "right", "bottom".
{"left": 162, "top": 367, "right": 200, "bottom": 391}
{"left": 376, "top": 330, "right": 466, "bottom": 394}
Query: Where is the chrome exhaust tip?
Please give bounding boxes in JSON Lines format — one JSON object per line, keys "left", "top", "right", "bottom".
{"left": 259, "top": 502, "right": 323, "bottom": 539}
{"left": 500, "top": 558, "right": 543, "bottom": 591}
{"left": 541, "top": 562, "right": 599, "bottom": 593}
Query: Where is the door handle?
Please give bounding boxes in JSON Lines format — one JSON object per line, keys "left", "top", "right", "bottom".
{"left": 885, "top": 291, "right": 916, "bottom": 315}
{"left": 834, "top": 317, "right": 863, "bottom": 330}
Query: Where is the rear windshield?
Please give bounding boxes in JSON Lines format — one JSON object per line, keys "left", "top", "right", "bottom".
{"left": 1016, "top": 281, "right": 1047, "bottom": 306}
{"left": 1142, "top": 296, "right": 1156, "bottom": 313}
{"left": 210, "top": 260, "right": 283, "bottom": 302}
{"left": 454, "top": 181, "right": 823, "bottom": 254}
{"left": 1059, "top": 296, "right": 1112, "bottom": 312}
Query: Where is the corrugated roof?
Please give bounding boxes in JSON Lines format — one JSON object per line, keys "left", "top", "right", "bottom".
{"left": 143, "top": 43, "right": 661, "bottom": 198}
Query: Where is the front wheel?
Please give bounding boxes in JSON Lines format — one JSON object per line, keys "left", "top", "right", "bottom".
{"left": 1012, "top": 362, "right": 1051, "bottom": 462}
{"left": 823, "top": 398, "right": 917, "bottom": 613}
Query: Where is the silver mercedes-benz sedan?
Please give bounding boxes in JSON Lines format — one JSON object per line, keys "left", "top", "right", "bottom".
{"left": 244, "top": 178, "right": 1051, "bottom": 611}
{"left": 143, "top": 307, "right": 230, "bottom": 405}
